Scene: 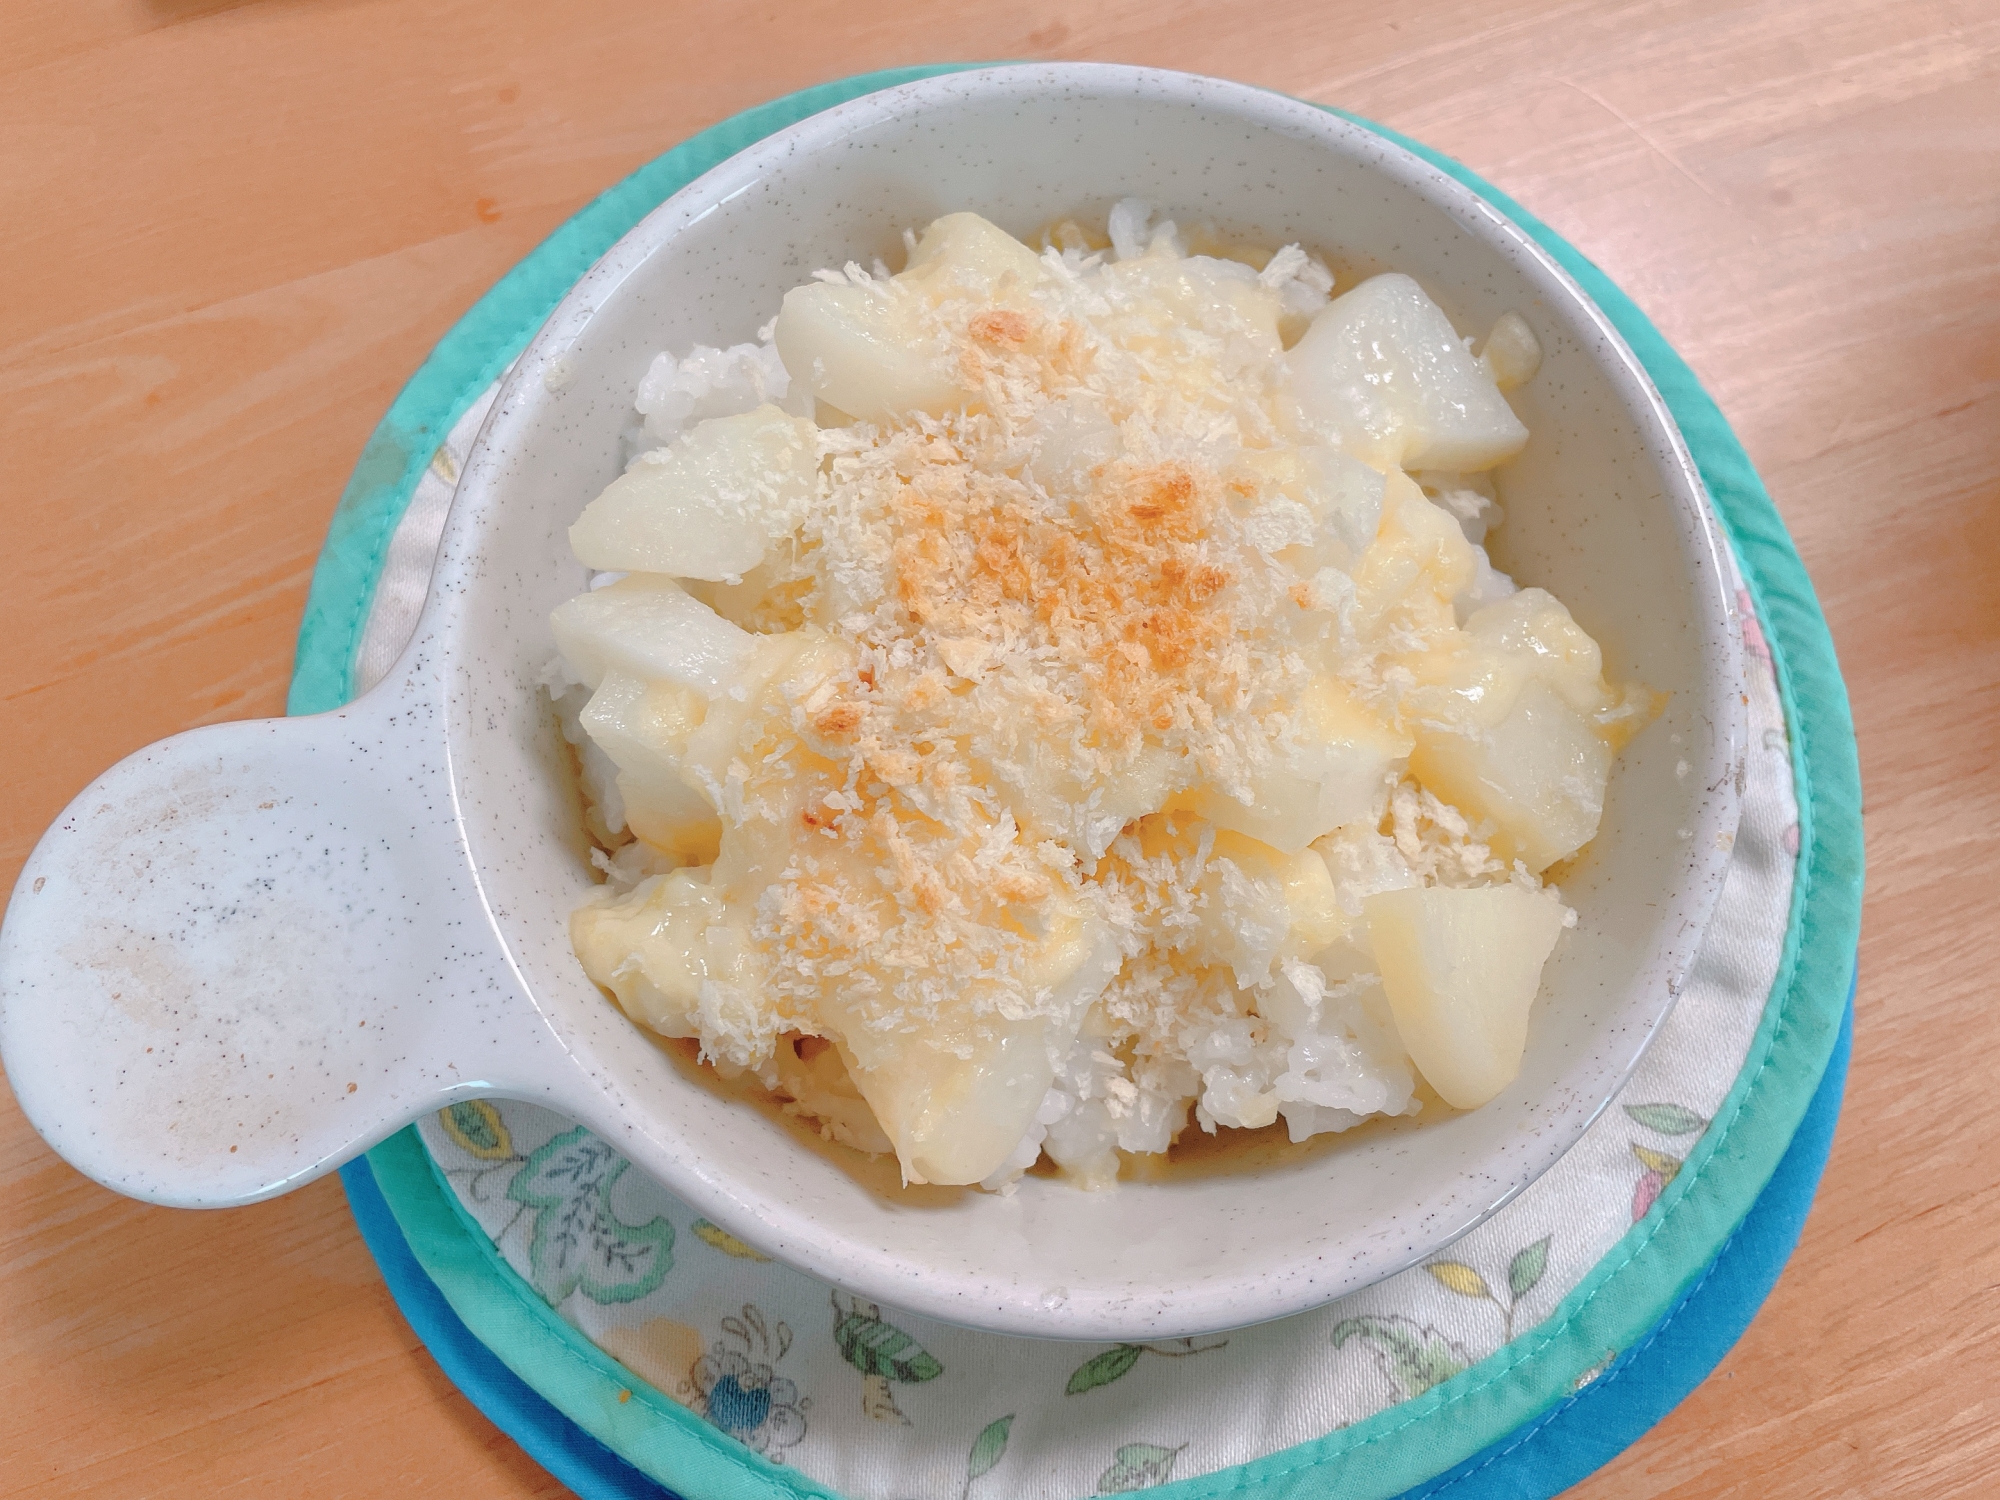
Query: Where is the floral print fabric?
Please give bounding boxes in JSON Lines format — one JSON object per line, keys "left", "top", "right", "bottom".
{"left": 394, "top": 391, "right": 1800, "bottom": 1500}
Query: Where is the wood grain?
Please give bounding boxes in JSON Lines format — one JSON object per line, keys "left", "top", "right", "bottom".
{"left": 3, "top": 1, "right": 1995, "bottom": 1494}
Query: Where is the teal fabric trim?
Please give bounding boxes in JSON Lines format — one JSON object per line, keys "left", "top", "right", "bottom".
{"left": 294, "top": 67, "right": 1862, "bottom": 1500}
{"left": 366, "top": 1127, "right": 845, "bottom": 1500}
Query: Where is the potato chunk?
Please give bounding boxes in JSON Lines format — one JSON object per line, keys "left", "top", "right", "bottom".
{"left": 822, "top": 899, "right": 1120, "bottom": 1186}
{"left": 837, "top": 1022, "right": 1058, "bottom": 1187}
{"left": 978, "top": 740, "right": 1184, "bottom": 863}
{"left": 678, "top": 630, "right": 852, "bottom": 811}
{"left": 571, "top": 869, "right": 747, "bottom": 1038}
{"left": 1364, "top": 884, "right": 1568, "bottom": 1108}
{"left": 568, "top": 405, "right": 818, "bottom": 580}
{"left": 901, "top": 210, "right": 1047, "bottom": 290}
{"left": 1410, "top": 678, "right": 1613, "bottom": 873}
{"left": 1192, "top": 828, "right": 1348, "bottom": 988}
{"left": 1187, "top": 676, "right": 1410, "bottom": 853}
{"left": 1267, "top": 442, "right": 1388, "bottom": 571}
{"left": 1479, "top": 311, "right": 1543, "bottom": 392}
{"left": 1284, "top": 273, "right": 1529, "bottom": 471}
{"left": 1401, "top": 588, "right": 1643, "bottom": 872}
{"left": 773, "top": 279, "right": 962, "bottom": 423}
{"left": 1350, "top": 473, "right": 1478, "bottom": 639}
{"left": 772, "top": 1038, "right": 895, "bottom": 1155}
{"left": 549, "top": 575, "right": 755, "bottom": 695}
{"left": 773, "top": 212, "right": 1043, "bottom": 423}
{"left": 579, "top": 672, "right": 717, "bottom": 856}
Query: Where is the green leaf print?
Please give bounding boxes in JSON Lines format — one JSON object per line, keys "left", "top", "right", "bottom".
{"left": 1068, "top": 1344, "right": 1144, "bottom": 1394}
{"left": 506, "top": 1128, "right": 674, "bottom": 1305}
{"left": 831, "top": 1295, "right": 943, "bottom": 1384}
{"left": 1331, "top": 1315, "right": 1469, "bottom": 1400}
{"left": 439, "top": 1099, "right": 514, "bottom": 1160}
{"left": 1508, "top": 1235, "right": 1552, "bottom": 1301}
{"left": 1097, "top": 1442, "right": 1185, "bottom": 1492}
{"left": 964, "top": 1413, "right": 1014, "bottom": 1491}
{"left": 1623, "top": 1102, "right": 1708, "bottom": 1135}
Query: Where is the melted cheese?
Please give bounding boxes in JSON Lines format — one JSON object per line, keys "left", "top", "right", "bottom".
{"left": 555, "top": 208, "right": 1649, "bottom": 1186}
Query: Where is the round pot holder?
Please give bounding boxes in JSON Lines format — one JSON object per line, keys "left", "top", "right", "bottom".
{"left": 284, "top": 66, "right": 1864, "bottom": 1500}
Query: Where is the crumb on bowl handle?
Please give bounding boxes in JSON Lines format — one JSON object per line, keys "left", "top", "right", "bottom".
{"left": 0, "top": 673, "right": 557, "bottom": 1208}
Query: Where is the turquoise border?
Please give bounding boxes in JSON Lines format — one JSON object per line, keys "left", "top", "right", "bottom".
{"left": 341, "top": 990, "right": 1853, "bottom": 1500}
{"left": 297, "top": 67, "right": 1863, "bottom": 1500}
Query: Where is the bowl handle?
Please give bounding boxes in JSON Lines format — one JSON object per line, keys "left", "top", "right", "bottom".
{"left": 0, "top": 664, "right": 562, "bottom": 1208}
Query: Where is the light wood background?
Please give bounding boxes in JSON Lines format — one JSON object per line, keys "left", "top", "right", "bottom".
{"left": 3, "top": 1, "right": 1996, "bottom": 1495}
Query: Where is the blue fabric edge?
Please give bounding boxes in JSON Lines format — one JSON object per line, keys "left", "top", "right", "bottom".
{"left": 341, "top": 984, "right": 1852, "bottom": 1500}
{"left": 340, "top": 1151, "right": 685, "bottom": 1500}
{"left": 1388, "top": 978, "right": 1853, "bottom": 1500}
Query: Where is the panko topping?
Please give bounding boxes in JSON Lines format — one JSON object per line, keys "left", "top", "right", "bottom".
{"left": 545, "top": 203, "right": 1656, "bottom": 1189}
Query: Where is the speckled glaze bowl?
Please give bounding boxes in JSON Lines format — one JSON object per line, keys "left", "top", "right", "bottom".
{"left": 0, "top": 65, "right": 1742, "bottom": 1340}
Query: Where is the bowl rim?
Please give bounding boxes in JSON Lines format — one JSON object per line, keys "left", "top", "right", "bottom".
{"left": 440, "top": 61, "right": 1746, "bottom": 1338}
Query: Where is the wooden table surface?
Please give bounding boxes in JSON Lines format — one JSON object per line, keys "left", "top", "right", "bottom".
{"left": 4, "top": 1, "right": 1996, "bottom": 1495}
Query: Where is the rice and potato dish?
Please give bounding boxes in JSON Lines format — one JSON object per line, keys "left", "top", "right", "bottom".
{"left": 544, "top": 202, "right": 1655, "bottom": 1190}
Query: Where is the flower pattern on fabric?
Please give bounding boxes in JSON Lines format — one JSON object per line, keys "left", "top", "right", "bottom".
{"left": 831, "top": 1291, "right": 943, "bottom": 1426}
{"left": 1330, "top": 1316, "right": 1470, "bottom": 1400}
{"left": 506, "top": 1128, "right": 675, "bottom": 1305}
{"left": 439, "top": 1099, "right": 514, "bottom": 1160}
{"left": 1738, "top": 588, "right": 1771, "bottom": 663}
{"left": 690, "top": 1304, "right": 809, "bottom": 1460}
{"left": 430, "top": 1108, "right": 532, "bottom": 1245}
{"left": 1065, "top": 1337, "right": 1229, "bottom": 1395}
{"left": 1424, "top": 1234, "right": 1553, "bottom": 1343}
{"left": 1624, "top": 1101, "right": 1711, "bottom": 1222}
{"left": 405, "top": 561, "right": 1804, "bottom": 1500}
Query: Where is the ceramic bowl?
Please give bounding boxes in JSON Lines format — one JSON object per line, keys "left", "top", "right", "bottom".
{"left": 0, "top": 64, "right": 1743, "bottom": 1339}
